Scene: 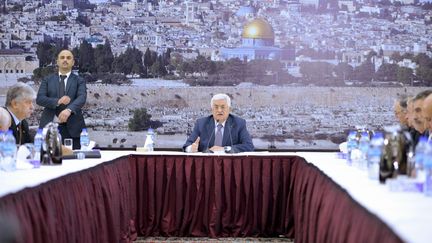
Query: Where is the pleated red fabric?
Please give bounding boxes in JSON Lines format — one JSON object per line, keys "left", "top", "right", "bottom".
{"left": 0, "top": 154, "right": 403, "bottom": 243}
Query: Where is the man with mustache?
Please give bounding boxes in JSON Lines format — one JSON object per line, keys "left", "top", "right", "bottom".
{"left": 410, "top": 90, "right": 432, "bottom": 147}
{"left": 183, "top": 93, "right": 254, "bottom": 153}
{"left": 36, "top": 49, "right": 87, "bottom": 149}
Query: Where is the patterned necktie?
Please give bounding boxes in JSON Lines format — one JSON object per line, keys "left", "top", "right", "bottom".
{"left": 214, "top": 123, "right": 223, "bottom": 146}
{"left": 59, "top": 75, "right": 67, "bottom": 97}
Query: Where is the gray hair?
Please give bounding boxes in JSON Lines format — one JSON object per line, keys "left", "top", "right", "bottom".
{"left": 5, "top": 82, "right": 36, "bottom": 107}
{"left": 396, "top": 95, "right": 409, "bottom": 109}
{"left": 211, "top": 93, "right": 231, "bottom": 108}
{"left": 413, "top": 90, "right": 432, "bottom": 102}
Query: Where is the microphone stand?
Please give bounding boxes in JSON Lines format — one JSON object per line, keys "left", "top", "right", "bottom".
{"left": 204, "top": 124, "right": 215, "bottom": 153}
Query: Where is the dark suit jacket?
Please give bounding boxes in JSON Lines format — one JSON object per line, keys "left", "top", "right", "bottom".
{"left": 183, "top": 114, "right": 254, "bottom": 152}
{"left": 36, "top": 73, "right": 87, "bottom": 137}
{"left": 5, "top": 109, "right": 32, "bottom": 145}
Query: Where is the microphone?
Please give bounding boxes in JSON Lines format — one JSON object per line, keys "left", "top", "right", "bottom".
{"left": 227, "top": 123, "right": 237, "bottom": 154}
{"left": 203, "top": 122, "right": 216, "bottom": 153}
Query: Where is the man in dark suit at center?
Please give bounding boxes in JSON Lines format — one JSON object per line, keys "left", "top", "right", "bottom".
{"left": 36, "top": 49, "right": 87, "bottom": 149}
{"left": 183, "top": 93, "right": 254, "bottom": 153}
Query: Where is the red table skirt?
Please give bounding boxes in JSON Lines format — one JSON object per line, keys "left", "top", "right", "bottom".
{"left": 0, "top": 154, "right": 403, "bottom": 243}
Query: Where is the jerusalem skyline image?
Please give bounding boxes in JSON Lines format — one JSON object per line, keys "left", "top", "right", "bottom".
{"left": 1, "top": 0, "right": 431, "bottom": 149}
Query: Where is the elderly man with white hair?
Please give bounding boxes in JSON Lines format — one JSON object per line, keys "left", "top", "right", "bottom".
{"left": 183, "top": 93, "right": 254, "bottom": 153}
{"left": 5, "top": 82, "right": 36, "bottom": 144}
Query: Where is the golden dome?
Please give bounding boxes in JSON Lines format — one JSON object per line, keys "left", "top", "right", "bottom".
{"left": 241, "top": 18, "right": 274, "bottom": 39}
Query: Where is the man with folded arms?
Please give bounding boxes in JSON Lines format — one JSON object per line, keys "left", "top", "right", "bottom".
{"left": 36, "top": 49, "right": 87, "bottom": 149}
{"left": 183, "top": 93, "right": 254, "bottom": 153}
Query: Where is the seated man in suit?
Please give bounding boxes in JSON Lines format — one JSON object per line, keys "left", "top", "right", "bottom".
{"left": 394, "top": 95, "right": 409, "bottom": 128}
{"left": 4, "top": 82, "right": 36, "bottom": 144}
{"left": 183, "top": 93, "right": 254, "bottom": 153}
{"left": 422, "top": 93, "right": 432, "bottom": 140}
{"left": 36, "top": 49, "right": 87, "bottom": 150}
{"left": 0, "top": 107, "right": 11, "bottom": 132}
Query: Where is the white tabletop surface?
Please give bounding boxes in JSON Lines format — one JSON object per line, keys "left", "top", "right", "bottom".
{"left": 298, "top": 152, "right": 432, "bottom": 243}
{"left": 1, "top": 151, "right": 431, "bottom": 242}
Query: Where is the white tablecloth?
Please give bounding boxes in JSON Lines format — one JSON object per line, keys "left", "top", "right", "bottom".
{"left": 298, "top": 152, "right": 432, "bottom": 243}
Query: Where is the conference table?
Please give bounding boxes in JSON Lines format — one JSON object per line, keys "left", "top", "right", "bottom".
{"left": 0, "top": 151, "right": 431, "bottom": 243}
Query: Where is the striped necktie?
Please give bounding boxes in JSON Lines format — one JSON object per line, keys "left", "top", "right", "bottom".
{"left": 214, "top": 123, "right": 223, "bottom": 146}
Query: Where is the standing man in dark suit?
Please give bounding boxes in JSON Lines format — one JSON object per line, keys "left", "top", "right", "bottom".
{"left": 183, "top": 93, "right": 254, "bottom": 153}
{"left": 36, "top": 49, "right": 87, "bottom": 149}
{"left": 4, "top": 82, "right": 36, "bottom": 144}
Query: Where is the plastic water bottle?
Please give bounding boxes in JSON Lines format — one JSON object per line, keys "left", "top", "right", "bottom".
{"left": 144, "top": 128, "right": 154, "bottom": 152}
{"left": 0, "top": 131, "right": 4, "bottom": 170}
{"left": 2, "top": 130, "right": 17, "bottom": 172}
{"left": 421, "top": 140, "right": 432, "bottom": 196}
{"left": 415, "top": 136, "right": 428, "bottom": 191}
{"left": 33, "top": 129, "right": 43, "bottom": 166}
{"left": 80, "top": 128, "right": 90, "bottom": 150}
{"left": 424, "top": 154, "right": 432, "bottom": 196}
{"left": 367, "top": 132, "right": 384, "bottom": 180}
{"left": 357, "top": 132, "right": 370, "bottom": 170}
{"left": 346, "top": 130, "right": 358, "bottom": 165}
{"left": 415, "top": 136, "right": 428, "bottom": 169}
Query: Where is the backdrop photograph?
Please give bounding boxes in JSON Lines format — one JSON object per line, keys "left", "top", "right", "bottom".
{"left": 1, "top": 0, "right": 431, "bottom": 150}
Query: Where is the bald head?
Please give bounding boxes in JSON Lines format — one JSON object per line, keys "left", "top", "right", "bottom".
{"left": 422, "top": 94, "right": 432, "bottom": 132}
{"left": 0, "top": 107, "right": 11, "bottom": 132}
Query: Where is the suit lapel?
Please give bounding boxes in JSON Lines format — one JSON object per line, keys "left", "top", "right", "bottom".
{"left": 52, "top": 75, "right": 60, "bottom": 97}
{"left": 206, "top": 117, "right": 215, "bottom": 147}
{"left": 222, "top": 115, "right": 232, "bottom": 146}
{"left": 65, "top": 74, "right": 75, "bottom": 94}
{"left": 5, "top": 109, "right": 19, "bottom": 143}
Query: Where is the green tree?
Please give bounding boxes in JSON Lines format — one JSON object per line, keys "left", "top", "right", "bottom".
{"left": 36, "top": 42, "right": 55, "bottom": 67}
{"left": 144, "top": 47, "right": 154, "bottom": 74}
{"left": 129, "top": 47, "right": 145, "bottom": 75}
{"left": 299, "top": 62, "right": 334, "bottom": 84}
{"left": 416, "top": 66, "right": 432, "bottom": 85}
{"left": 374, "top": 63, "right": 398, "bottom": 81}
{"left": 178, "top": 61, "right": 193, "bottom": 77}
{"left": 192, "top": 55, "right": 214, "bottom": 76}
{"left": 149, "top": 58, "right": 162, "bottom": 77}
{"left": 414, "top": 53, "right": 432, "bottom": 68}
{"left": 78, "top": 40, "right": 95, "bottom": 73}
{"left": 334, "top": 62, "right": 354, "bottom": 81}
{"left": 157, "top": 55, "right": 167, "bottom": 76}
{"left": 220, "top": 58, "right": 245, "bottom": 83}
{"left": 94, "top": 40, "right": 114, "bottom": 73}
{"left": 352, "top": 61, "right": 375, "bottom": 82}
{"left": 128, "top": 108, "right": 152, "bottom": 131}
{"left": 397, "top": 67, "right": 414, "bottom": 85}
{"left": 33, "top": 66, "right": 56, "bottom": 82}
